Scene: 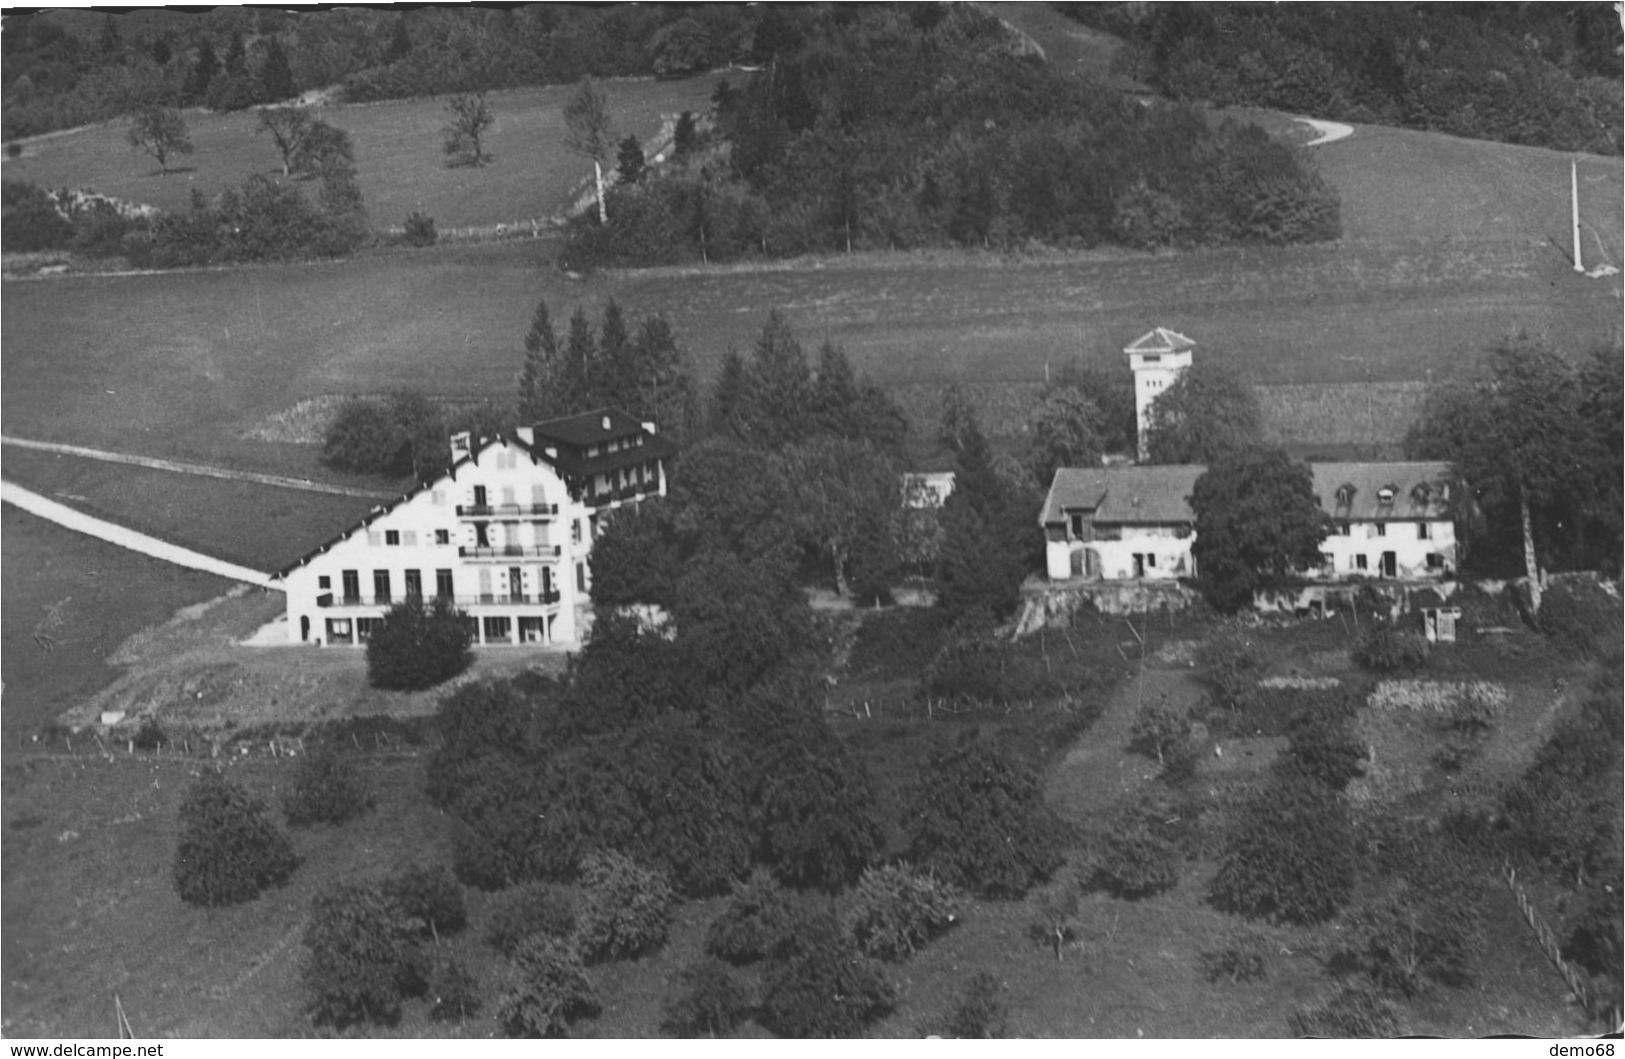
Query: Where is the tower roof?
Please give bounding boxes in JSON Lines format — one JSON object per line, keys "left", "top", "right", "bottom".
{"left": 1124, "top": 327, "right": 1195, "bottom": 356}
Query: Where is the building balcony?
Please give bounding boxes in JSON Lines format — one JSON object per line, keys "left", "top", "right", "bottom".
{"left": 457, "top": 502, "right": 558, "bottom": 519}
{"left": 584, "top": 483, "right": 655, "bottom": 506}
{"left": 458, "top": 545, "right": 562, "bottom": 561}
{"left": 319, "top": 591, "right": 561, "bottom": 609}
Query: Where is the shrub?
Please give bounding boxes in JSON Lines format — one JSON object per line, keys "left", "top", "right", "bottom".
{"left": 1127, "top": 703, "right": 1190, "bottom": 765}
{"left": 321, "top": 395, "right": 411, "bottom": 476}
{"left": 495, "top": 936, "right": 601, "bottom": 1038}
{"left": 576, "top": 850, "right": 674, "bottom": 963}
{"left": 1198, "top": 941, "right": 1268, "bottom": 984}
{"left": 1089, "top": 810, "right": 1181, "bottom": 899}
{"left": 1539, "top": 578, "right": 1624, "bottom": 660}
{"left": 939, "top": 971, "right": 1008, "bottom": 1038}
{"left": 301, "top": 881, "right": 422, "bottom": 1027}
{"left": 132, "top": 717, "right": 166, "bottom": 751}
{"left": 402, "top": 211, "right": 437, "bottom": 247}
{"left": 1288, "top": 984, "right": 1398, "bottom": 1038}
{"left": 1027, "top": 881, "right": 1080, "bottom": 961}
{"left": 660, "top": 957, "right": 753, "bottom": 1038}
{"left": 427, "top": 953, "right": 480, "bottom": 1023}
{"left": 757, "top": 740, "right": 884, "bottom": 891}
{"left": 173, "top": 767, "right": 298, "bottom": 907}
{"left": 842, "top": 864, "right": 963, "bottom": 961}
{"left": 485, "top": 883, "right": 578, "bottom": 957}
{"left": 1563, "top": 852, "right": 1623, "bottom": 985}
{"left": 903, "top": 741, "right": 1067, "bottom": 898}
{"left": 282, "top": 742, "right": 373, "bottom": 825}
{"left": 1209, "top": 773, "right": 1356, "bottom": 924}
{"left": 1340, "top": 875, "right": 1480, "bottom": 997}
{"left": 1274, "top": 712, "right": 1367, "bottom": 791}
{"left": 758, "top": 912, "right": 896, "bottom": 1038}
{"left": 366, "top": 597, "right": 473, "bottom": 691}
{"left": 705, "top": 869, "right": 803, "bottom": 964}
{"left": 382, "top": 863, "right": 466, "bottom": 939}
{"left": 1353, "top": 625, "right": 1429, "bottom": 672}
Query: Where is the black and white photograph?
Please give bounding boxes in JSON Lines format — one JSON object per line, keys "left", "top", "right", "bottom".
{"left": 1, "top": 1, "right": 1621, "bottom": 1042}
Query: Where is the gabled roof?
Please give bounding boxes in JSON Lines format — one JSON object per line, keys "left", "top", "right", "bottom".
{"left": 1312, "top": 462, "right": 1454, "bottom": 521}
{"left": 1040, "top": 465, "right": 1205, "bottom": 526}
{"left": 531, "top": 408, "right": 651, "bottom": 450}
{"left": 1123, "top": 327, "right": 1195, "bottom": 356}
{"left": 1039, "top": 460, "right": 1458, "bottom": 532}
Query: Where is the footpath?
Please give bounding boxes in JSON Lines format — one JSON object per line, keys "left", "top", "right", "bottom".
{"left": 0, "top": 480, "right": 281, "bottom": 590}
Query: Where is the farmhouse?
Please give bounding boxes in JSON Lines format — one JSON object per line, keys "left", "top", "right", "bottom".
{"left": 1042, "top": 461, "right": 1458, "bottom": 584}
{"left": 276, "top": 409, "right": 674, "bottom": 648}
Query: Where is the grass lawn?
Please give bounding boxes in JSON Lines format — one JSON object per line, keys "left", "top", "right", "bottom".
{"left": 0, "top": 506, "right": 235, "bottom": 743}
{"left": 1, "top": 73, "right": 726, "bottom": 230}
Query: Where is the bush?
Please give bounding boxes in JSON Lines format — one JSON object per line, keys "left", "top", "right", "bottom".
{"left": 1209, "top": 773, "right": 1356, "bottom": 924}
{"left": 1563, "top": 852, "right": 1623, "bottom": 985}
{"left": 1288, "top": 984, "right": 1399, "bottom": 1038}
{"left": 427, "top": 953, "right": 480, "bottom": 1023}
{"left": 1089, "top": 810, "right": 1181, "bottom": 899}
{"left": 402, "top": 211, "right": 437, "bottom": 247}
{"left": 903, "top": 741, "right": 1067, "bottom": 899}
{"left": 495, "top": 936, "right": 601, "bottom": 1038}
{"left": 1352, "top": 625, "right": 1429, "bottom": 672}
{"left": 366, "top": 597, "right": 473, "bottom": 691}
{"left": 383, "top": 863, "right": 466, "bottom": 939}
{"left": 132, "top": 717, "right": 166, "bottom": 751}
{"left": 1274, "top": 712, "right": 1367, "bottom": 791}
{"left": 660, "top": 957, "right": 753, "bottom": 1038}
{"left": 301, "top": 881, "right": 423, "bottom": 1027}
{"left": 1341, "top": 875, "right": 1480, "bottom": 997}
{"left": 282, "top": 743, "right": 373, "bottom": 825}
{"left": 938, "top": 971, "right": 1008, "bottom": 1038}
{"left": 1540, "top": 578, "right": 1625, "bottom": 660}
{"left": 485, "top": 883, "right": 578, "bottom": 957}
{"left": 173, "top": 767, "right": 299, "bottom": 907}
{"left": 842, "top": 864, "right": 963, "bottom": 961}
{"left": 757, "top": 739, "right": 884, "bottom": 891}
{"left": 705, "top": 869, "right": 803, "bottom": 964}
{"left": 1127, "top": 703, "right": 1191, "bottom": 765}
{"left": 322, "top": 395, "right": 408, "bottom": 475}
{"left": 758, "top": 912, "right": 896, "bottom": 1038}
{"left": 576, "top": 850, "right": 674, "bottom": 963}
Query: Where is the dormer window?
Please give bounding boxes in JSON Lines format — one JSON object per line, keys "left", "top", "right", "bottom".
{"left": 1411, "top": 482, "right": 1431, "bottom": 506}
{"left": 1377, "top": 486, "right": 1396, "bottom": 505}
{"left": 1335, "top": 484, "right": 1356, "bottom": 507}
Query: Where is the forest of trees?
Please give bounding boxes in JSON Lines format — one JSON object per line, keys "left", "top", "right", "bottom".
{"left": 564, "top": 5, "right": 1342, "bottom": 267}
{"left": 1070, "top": 3, "right": 1622, "bottom": 155}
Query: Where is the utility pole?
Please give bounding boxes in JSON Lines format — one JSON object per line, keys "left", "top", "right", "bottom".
{"left": 1572, "top": 158, "right": 1585, "bottom": 273}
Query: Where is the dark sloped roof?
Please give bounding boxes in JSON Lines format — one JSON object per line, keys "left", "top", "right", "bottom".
{"left": 531, "top": 408, "right": 651, "bottom": 449}
{"left": 1313, "top": 462, "right": 1454, "bottom": 521}
{"left": 534, "top": 433, "right": 678, "bottom": 480}
{"left": 1039, "top": 460, "right": 1458, "bottom": 529}
{"left": 1040, "top": 465, "right": 1205, "bottom": 526}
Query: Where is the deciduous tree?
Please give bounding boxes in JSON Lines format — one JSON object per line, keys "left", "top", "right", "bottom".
{"left": 1143, "top": 361, "right": 1262, "bottom": 464}
{"left": 782, "top": 437, "right": 900, "bottom": 599}
{"left": 564, "top": 78, "right": 614, "bottom": 223}
{"left": 128, "top": 105, "right": 193, "bottom": 174}
{"left": 443, "top": 92, "right": 494, "bottom": 167}
{"left": 1189, "top": 446, "right": 1329, "bottom": 613}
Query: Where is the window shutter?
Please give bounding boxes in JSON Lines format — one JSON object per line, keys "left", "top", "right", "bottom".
{"left": 402, "top": 530, "right": 417, "bottom": 547}
{"left": 367, "top": 531, "right": 381, "bottom": 547}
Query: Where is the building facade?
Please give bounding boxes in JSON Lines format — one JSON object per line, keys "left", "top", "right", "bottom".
{"left": 1041, "top": 462, "right": 1458, "bottom": 584}
{"left": 276, "top": 409, "right": 674, "bottom": 648}
{"left": 1124, "top": 326, "right": 1195, "bottom": 461}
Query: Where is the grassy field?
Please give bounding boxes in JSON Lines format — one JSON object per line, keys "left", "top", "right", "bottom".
{"left": 0, "top": 507, "right": 235, "bottom": 743}
{"left": 1, "top": 74, "right": 725, "bottom": 230}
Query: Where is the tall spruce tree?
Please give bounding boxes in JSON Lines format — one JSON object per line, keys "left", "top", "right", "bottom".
{"left": 518, "top": 297, "right": 563, "bottom": 422}
{"left": 261, "top": 37, "right": 295, "bottom": 102}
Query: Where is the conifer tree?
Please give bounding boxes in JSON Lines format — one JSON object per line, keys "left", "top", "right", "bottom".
{"left": 518, "top": 297, "right": 563, "bottom": 422}
{"left": 261, "top": 37, "right": 295, "bottom": 102}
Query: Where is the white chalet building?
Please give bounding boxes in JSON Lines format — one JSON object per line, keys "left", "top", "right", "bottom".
{"left": 276, "top": 409, "right": 675, "bottom": 648}
{"left": 1042, "top": 461, "right": 1458, "bottom": 584}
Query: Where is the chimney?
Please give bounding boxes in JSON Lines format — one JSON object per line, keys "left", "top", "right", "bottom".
{"left": 641, "top": 420, "right": 657, "bottom": 435}
{"left": 601, "top": 415, "right": 612, "bottom": 431}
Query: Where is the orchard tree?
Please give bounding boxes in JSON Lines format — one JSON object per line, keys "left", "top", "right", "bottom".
{"left": 257, "top": 105, "right": 312, "bottom": 177}
{"left": 443, "top": 92, "right": 494, "bottom": 167}
{"left": 128, "top": 105, "right": 193, "bottom": 175}
{"left": 1189, "top": 446, "right": 1329, "bottom": 613}
{"left": 293, "top": 121, "right": 355, "bottom": 181}
{"left": 1143, "top": 361, "right": 1262, "bottom": 464}
{"left": 564, "top": 77, "right": 615, "bottom": 224}
{"left": 1406, "top": 337, "right": 1602, "bottom": 613}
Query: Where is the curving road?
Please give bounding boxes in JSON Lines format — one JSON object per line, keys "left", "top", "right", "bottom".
{"left": 0, "top": 480, "right": 281, "bottom": 590}
{"left": 1298, "top": 118, "right": 1356, "bottom": 146}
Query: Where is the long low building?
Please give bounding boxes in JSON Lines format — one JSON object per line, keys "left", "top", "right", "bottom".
{"left": 275, "top": 409, "right": 674, "bottom": 648}
{"left": 1041, "top": 461, "right": 1458, "bottom": 584}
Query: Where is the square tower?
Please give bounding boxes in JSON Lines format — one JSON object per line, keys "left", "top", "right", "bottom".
{"left": 1124, "top": 327, "right": 1195, "bottom": 461}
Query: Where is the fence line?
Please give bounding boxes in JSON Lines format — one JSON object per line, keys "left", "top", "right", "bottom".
{"left": 1502, "top": 861, "right": 1616, "bottom": 1029}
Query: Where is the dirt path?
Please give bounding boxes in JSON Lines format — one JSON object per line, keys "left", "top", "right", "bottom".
{"left": 1045, "top": 662, "right": 1208, "bottom": 818}
{"left": 0, "top": 436, "right": 393, "bottom": 500}
{"left": 0, "top": 481, "right": 281, "bottom": 590}
{"left": 1298, "top": 117, "right": 1356, "bottom": 146}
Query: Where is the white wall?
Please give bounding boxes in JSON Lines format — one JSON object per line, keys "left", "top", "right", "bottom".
{"left": 1315, "top": 519, "right": 1456, "bottom": 579}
